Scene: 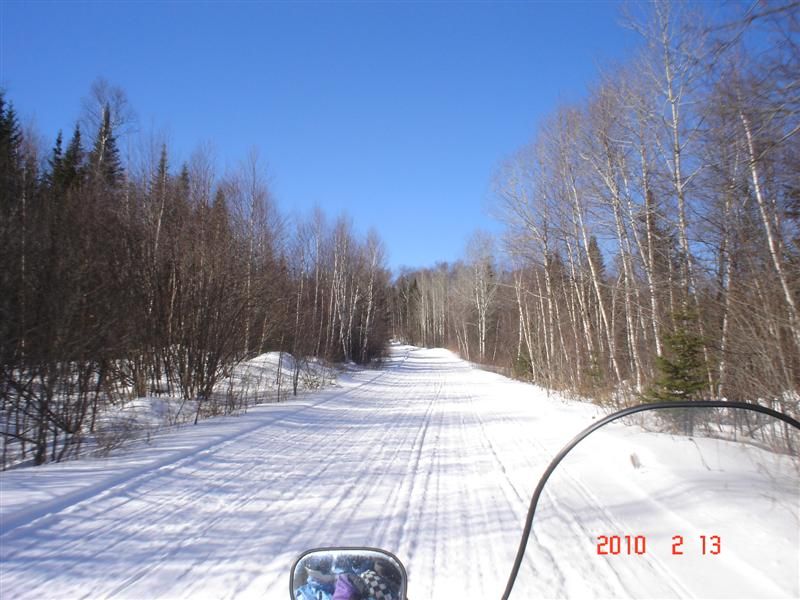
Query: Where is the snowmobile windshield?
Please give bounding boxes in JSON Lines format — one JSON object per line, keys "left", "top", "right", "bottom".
{"left": 506, "top": 402, "right": 800, "bottom": 599}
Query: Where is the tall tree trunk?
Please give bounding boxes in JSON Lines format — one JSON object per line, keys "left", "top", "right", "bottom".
{"left": 740, "top": 111, "right": 800, "bottom": 351}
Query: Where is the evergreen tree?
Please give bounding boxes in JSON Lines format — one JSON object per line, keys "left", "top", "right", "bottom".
{"left": 47, "top": 131, "right": 64, "bottom": 185}
{"left": 0, "top": 94, "right": 24, "bottom": 377}
{"left": 178, "top": 163, "right": 190, "bottom": 200}
{"left": 587, "top": 235, "right": 606, "bottom": 280}
{"left": 174, "top": 162, "right": 191, "bottom": 220}
{"left": 153, "top": 144, "right": 168, "bottom": 196}
{"left": 645, "top": 310, "right": 707, "bottom": 403}
{"left": 643, "top": 311, "right": 708, "bottom": 435}
{"left": 89, "top": 104, "right": 122, "bottom": 187}
{"left": 210, "top": 187, "right": 231, "bottom": 243}
{"left": 61, "top": 124, "right": 84, "bottom": 190}
{"left": 643, "top": 310, "right": 709, "bottom": 433}
{"left": 0, "top": 94, "right": 23, "bottom": 208}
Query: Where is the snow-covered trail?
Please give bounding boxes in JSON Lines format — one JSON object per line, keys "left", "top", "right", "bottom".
{"left": 1, "top": 345, "right": 797, "bottom": 599}
{"left": 0, "top": 346, "right": 593, "bottom": 599}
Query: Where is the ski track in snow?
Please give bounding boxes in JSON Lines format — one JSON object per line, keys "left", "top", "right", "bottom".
{"left": 1, "top": 345, "right": 797, "bottom": 600}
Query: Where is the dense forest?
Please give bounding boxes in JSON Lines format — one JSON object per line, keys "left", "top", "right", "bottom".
{"left": 391, "top": 2, "right": 800, "bottom": 411}
{"left": 0, "top": 85, "right": 392, "bottom": 466}
{"left": 2, "top": 1, "right": 798, "bottom": 468}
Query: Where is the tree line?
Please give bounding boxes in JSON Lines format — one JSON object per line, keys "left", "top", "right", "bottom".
{"left": 392, "top": 1, "right": 799, "bottom": 417}
{"left": 0, "top": 83, "right": 391, "bottom": 467}
{"left": 2, "top": 2, "right": 797, "bottom": 467}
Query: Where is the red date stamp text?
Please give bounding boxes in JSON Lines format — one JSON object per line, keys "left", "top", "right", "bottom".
{"left": 596, "top": 535, "right": 721, "bottom": 556}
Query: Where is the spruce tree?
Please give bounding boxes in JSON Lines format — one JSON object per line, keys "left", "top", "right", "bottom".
{"left": 47, "top": 131, "right": 64, "bottom": 188}
{"left": 62, "top": 124, "right": 84, "bottom": 190}
{"left": 89, "top": 104, "right": 122, "bottom": 187}
{"left": 0, "top": 94, "right": 23, "bottom": 208}
{"left": 175, "top": 163, "right": 191, "bottom": 217}
{"left": 644, "top": 310, "right": 708, "bottom": 433}
{"left": 0, "top": 94, "right": 24, "bottom": 373}
{"left": 178, "top": 163, "right": 190, "bottom": 200}
{"left": 587, "top": 235, "right": 606, "bottom": 279}
{"left": 646, "top": 310, "right": 707, "bottom": 403}
{"left": 152, "top": 144, "right": 168, "bottom": 203}
{"left": 211, "top": 188, "right": 230, "bottom": 241}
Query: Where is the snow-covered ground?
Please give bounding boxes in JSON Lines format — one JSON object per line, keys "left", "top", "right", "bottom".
{"left": 6, "top": 351, "right": 339, "bottom": 467}
{"left": 1, "top": 345, "right": 797, "bottom": 599}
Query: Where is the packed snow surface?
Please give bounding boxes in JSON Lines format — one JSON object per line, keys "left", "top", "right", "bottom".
{"left": 1, "top": 345, "right": 798, "bottom": 599}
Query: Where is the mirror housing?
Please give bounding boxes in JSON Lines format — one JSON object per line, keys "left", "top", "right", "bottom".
{"left": 290, "top": 547, "right": 408, "bottom": 600}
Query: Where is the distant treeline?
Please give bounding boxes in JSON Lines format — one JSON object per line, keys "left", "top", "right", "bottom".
{"left": 2, "top": 1, "right": 798, "bottom": 468}
{"left": 390, "top": 2, "right": 799, "bottom": 416}
{"left": 0, "top": 84, "right": 391, "bottom": 467}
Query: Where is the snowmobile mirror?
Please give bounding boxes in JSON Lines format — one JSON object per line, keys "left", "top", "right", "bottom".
{"left": 290, "top": 547, "right": 408, "bottom": 600}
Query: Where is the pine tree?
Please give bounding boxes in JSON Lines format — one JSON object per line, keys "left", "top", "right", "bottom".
{"left": 175, "top": 163, "right": 191, "bottom": 221}
{"left": 0, "top": 94, "right": 23, "bottom": 208}
{"left": 643, "top": 310, "right": 708, "bottom": 433}
{"left": 210, "top": 187, "right": 231, "bottom": 243}
{"left": 153, "top": 144, "right": 168, "bottom": 196}
{"left": 177, "top": 163, "right": 190, "bottom": 200}
{"left": 646, "top": 310, "right": 707, "bottom": 403}
{"left": 0, "top": 94, "right": 24, "bottom": 374}
{"left": 89, "top": 104, "right": 122, "bottom": 187}
{"left": 587, "top": 235, "right": 606, "bottom": 280}
{"left": 47, "top": 131, "right": 64, "bottom": 185}
{"left": 61, "top": 125, "right": 84, "bottom": 190}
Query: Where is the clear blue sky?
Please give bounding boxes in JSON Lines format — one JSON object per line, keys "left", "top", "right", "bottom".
{"left": 1, "top": 1, "right": 638, "bottom": 272}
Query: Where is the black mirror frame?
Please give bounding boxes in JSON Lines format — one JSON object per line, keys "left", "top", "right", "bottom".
{"left": 290, "top": 546, "right": 409, "bottom": 600}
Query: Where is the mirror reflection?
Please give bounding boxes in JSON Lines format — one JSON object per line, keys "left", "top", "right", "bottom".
{"left": 291, "top": 547, "right": 407, "bottom": 600}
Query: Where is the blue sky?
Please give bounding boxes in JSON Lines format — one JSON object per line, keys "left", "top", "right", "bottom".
{"left": 1, "top": 1, "right": 638, "bottom": 272}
